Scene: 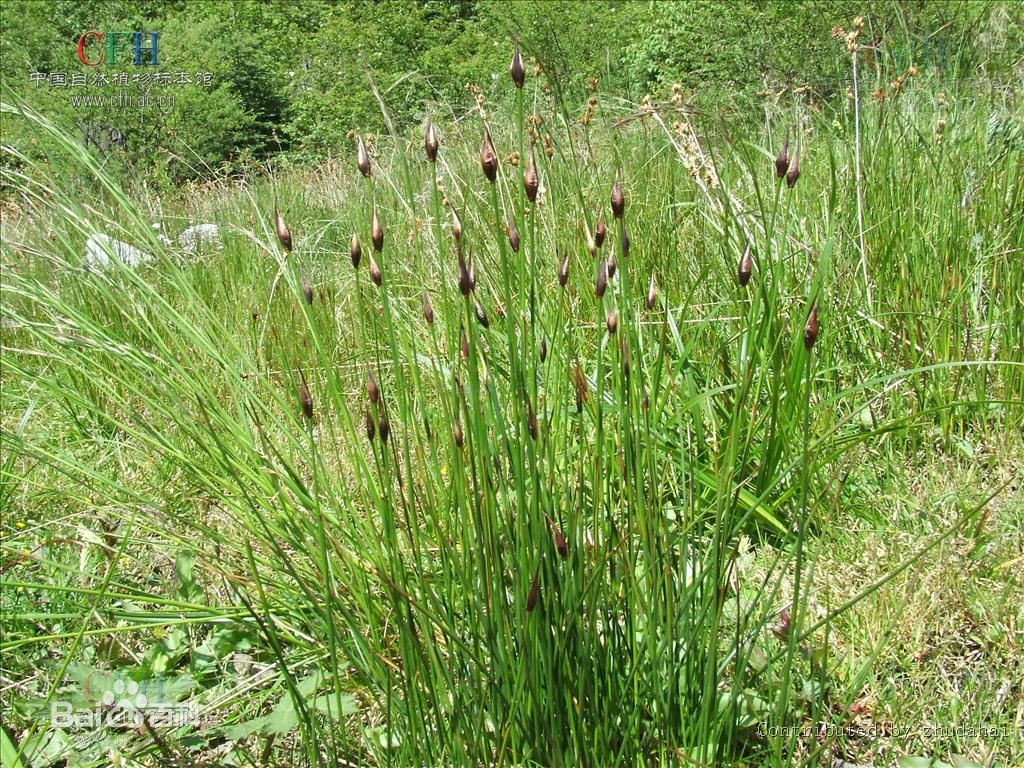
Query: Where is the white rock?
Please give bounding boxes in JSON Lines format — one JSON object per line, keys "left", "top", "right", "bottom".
{"left": 84, "top": 233, "right": 155, "bottom": 269}
{"left": 177, "top": 223, "right": 222, "bottom": 254}
{"left": 152, "top": 222, "right": 173, "bottom": 247}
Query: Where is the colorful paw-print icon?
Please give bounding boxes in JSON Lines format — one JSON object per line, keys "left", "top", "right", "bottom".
{"left": 101, "top": 678, "right": 148, "bottom": 709}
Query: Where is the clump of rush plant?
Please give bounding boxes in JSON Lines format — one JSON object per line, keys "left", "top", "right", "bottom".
{"left": 1, "top": 22, "right": 1020, "bottom": 768}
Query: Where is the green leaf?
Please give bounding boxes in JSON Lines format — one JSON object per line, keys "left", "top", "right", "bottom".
{"left": 190, "top": 624, "right": 254, "bottom": 680}
{"left": 310, "top": 692, "right": 358, "bottom": 720}
{"left": 899, "top": 758, "right": 953, "bottom": 768}
{"left": 265, "top": 689, "right": 300, "bottom": 736}
{"left": 175, "top": 551, "right": 197, "bottom": 601}
{"left": 1, "top": 728, "right": 25, "bottom": 768}
{"left": 224, "top": 713, "right": 273, "bottom": 740}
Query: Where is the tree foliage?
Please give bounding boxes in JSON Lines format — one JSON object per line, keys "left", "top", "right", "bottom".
{"left": 1, "top": 0, "right": 1017, "bottom": 191}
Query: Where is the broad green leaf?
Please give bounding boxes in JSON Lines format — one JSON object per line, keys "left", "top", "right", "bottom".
{"left": 1, "top": 728, "right": 25, "bottom": 768}
{"left": 175, "top": 551, "right": 197, "bottom": 601}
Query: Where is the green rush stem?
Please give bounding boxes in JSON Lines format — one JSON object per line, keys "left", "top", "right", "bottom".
{"left": 428, "top": 161, "right": 456, "bottom": 406}
{"left": 461, "top": 293, "right": 510, "bottom": 720}
{"left": 27, "top": 512, "right": 135, "bottom": 765}
{"left": 593, "top": 315, "right": 606, "bottom": 563}
{"left": 307, "top": 423, "right": 343, "bottom": 762}
{"left": 367, "top": 173, "right": 436, "bottom": 754}
{"left": 241, "top": 543, "right": 319, "bottom": 765}
{"left": 513, "top": 88, "right": 544, "bottom": 572}
{"left": 488, "top": 181, "right": 528, "bottom": 512}
{"left": 527, "top": 192, "right": 539, "bottom": 405}
{"left": 776, "top": 347, "right": 815, "bottom": 755}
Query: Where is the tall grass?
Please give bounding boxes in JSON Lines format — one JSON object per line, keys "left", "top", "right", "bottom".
{"left": 1, "top": 38, "right": 1021, "bottom": 767}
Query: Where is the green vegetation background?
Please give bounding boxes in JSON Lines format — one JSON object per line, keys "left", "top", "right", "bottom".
{"left": 2, "top": 0, "right": 1019, "bottom": 190}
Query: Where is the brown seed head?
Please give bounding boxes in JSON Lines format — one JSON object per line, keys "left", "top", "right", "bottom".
{"left": 422, "top": 290, "right": 435, "bottom": 325}
{"left": 611, "top": 176, "right": 625, "bottom": 219}
{"left": 507, "top": 217, "right": 520, "bottom": 253}
{"left": 786, "top": 146, "right": 801, "bottom": 188}
{"left": 367, "top": 370, "right": 380, "bottom": 405}
{"left": 458, "top": 250, "right": 475, "bottom": 295}
{"left": 424, "top": 115, "right": 438, "bottom": 162}
{"left": 275, "top": 206, "right": 292, "bottom": 252}
{"left": 539, "top": 338, "right": 547, "bottom": 363}
{"left": 804, "top": 300, "right": 820, "bottom": 349}
{"left": 299, "top": 373, "right": 313, "bottom": 420}
{"left": 772, "top": 608, "right": 792, "bottom": 641}
{"left": 646, "top": 273, "right": 657, "bottom": 310}
{"left": 510, "top": 39, "right": 525, "bottom": 88}
{"left": 775, "top": 130, "right": 790, "bottom": 178}
{"left": 356, "top": 135, "right": 371, "bottom": 178}
{"left": 526, "top": 570, "right": 540, "bottom": 612}
{"left": 366, "top": 411, "right": 376, "bottom": 441}
{"left": 369, "top": 254, "right": 382, "bottom": 287}
{"left": 547, "top": 515, "right": 568, "bottom": 559}
{"left": 371, "top": 209, "right": 384, "bottom": 252}
{"left": 454, "top": 419, "right": 464, "bottom": 448}
{"left": 739, "top": 245, "right": 753, "bottom": 287}
{"left": 596, "top": 259, "right": 608, "bottom": 298}
{"left": 378, "top": 413, "right": 390, "bottom": 443}
{"left": 620, "top": 220, "right": 630, "bottom": 258}
{"left": 475, "top": 301, "right": 490, "bottom": 329}
{"left": 350, "top": 232, "right": 361, "bottom": 268}
{"left": 301, "top": 274, "right": 313, "bottom": 305}
{"left": 481, "top": 131, "right": 498, "bottom": 183}
{"left": 524, "top": 149, "right": 539, "bottom": 203}
{"left": 606, "top": 310, "right": 618, "bottom": 335}
{"left": 451, "top": 209, "right": 462, "bottom": 243}
{"left": 595, "top": 214, "right": 607, "bottom": 248}
{"left": 607, "top": 252, "right": 617, "bottom": 280}
{"left": 527, "top": 402, "right": 539, "bottom": 440}
{"left": 573, "top": 362, "right": 589, "bottom": 412}
{"left": 558, "top": 252, "right": 570, "bottom": 288}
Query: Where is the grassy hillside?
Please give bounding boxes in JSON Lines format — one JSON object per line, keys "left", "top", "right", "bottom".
{"left": 1, "top": 15, "right": 1022, "bottom": 768}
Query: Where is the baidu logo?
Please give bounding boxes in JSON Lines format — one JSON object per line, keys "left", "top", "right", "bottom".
{"left": 51, "top": 673, "right": 199, "bottom": 729}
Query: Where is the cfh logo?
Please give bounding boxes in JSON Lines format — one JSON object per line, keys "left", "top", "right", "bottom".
{"left": 76, "top": 31, "right": 160, "bottom": 67}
